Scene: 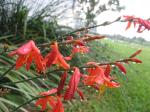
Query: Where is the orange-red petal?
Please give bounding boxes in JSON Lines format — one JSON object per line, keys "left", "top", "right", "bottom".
{"left": 64, "top": 67, "right": 81, "bottom": 100}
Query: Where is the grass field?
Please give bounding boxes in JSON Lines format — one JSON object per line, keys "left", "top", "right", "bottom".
{"left": 66, "top": 39, "right": 150, "bottom": 112}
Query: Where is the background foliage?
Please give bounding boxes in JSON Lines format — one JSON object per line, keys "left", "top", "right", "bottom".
{"left": 0, "top": 0, "right": 149, "bottom": 112}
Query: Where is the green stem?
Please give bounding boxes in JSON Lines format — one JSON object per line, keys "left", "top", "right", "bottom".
{"left": 0, "top": 64, "right": 15, "bottom": 80}
{"left": 0, "top": 58, "right": 130, "bottom": 85}
{"left": 9, "top": 58, "right": 134, "bottom": 112}
{"left": 11, "top": 93, "right": 55, "bottom": 112}
{"left": 11, "top": 96, "right": 39, "bottom": 112}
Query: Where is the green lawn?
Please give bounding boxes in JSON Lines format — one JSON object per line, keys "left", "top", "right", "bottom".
{"left": 66, "top": 39, "right": 150, "bottom": 112}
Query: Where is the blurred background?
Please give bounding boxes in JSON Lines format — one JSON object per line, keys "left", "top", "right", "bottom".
{"left": 0, "top": 0, "right": 150, "bottom": 112}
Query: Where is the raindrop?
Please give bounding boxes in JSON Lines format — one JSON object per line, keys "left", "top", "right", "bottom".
{"left": 132, "top": 62, "right": 136, "bottom": 64}
{"left": 76, "top": 45, "right": 79, "bottom": 48}
{"left": 121, "top": 72, "right": 125, "bottom": 75}
{"left": 112, "top": 65, "right": 115, "bottom": 67}
{"left": 83, "top": 68, "right": 86, "bottom": 71}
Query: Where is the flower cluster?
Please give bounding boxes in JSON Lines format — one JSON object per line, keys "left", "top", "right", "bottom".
{"left": 9, "top": 34, "right": 142, "bottom": 112}
{"left": 123, "top": 15, "right": 150, "bottom": 33}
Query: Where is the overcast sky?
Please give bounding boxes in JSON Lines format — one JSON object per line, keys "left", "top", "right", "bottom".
{"left": 96, "top": 0, "right": 150, "bottom": 41}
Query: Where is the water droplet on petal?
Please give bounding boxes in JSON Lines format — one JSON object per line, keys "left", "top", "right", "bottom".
{"left": 83, "top": 68, "right": 86, "bottom": 71}
{"left": 132, "top": 62, "right": 136, "bottom": 64}
{"left": 121, "top": 72, "right": 125, "bottom": 75}
{"left": 112, "top": 65, "right": 115, "bottom": 67}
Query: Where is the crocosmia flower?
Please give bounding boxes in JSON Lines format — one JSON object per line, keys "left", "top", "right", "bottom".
{"left": 64, "top": 67, "right": 82, "bottom": 100}
{"left": 50, "top": 96, "right": 64, "bottom": 112}
{"left": 45, "top": 42, "right": 70, "bottom": 69}
{"left": 123, "top": 15, "right": 150, "bottom": 33}
{"left": 83, "top": 62, "right": 120, "bottom": 88}
{"left": 65, "top": 46, "right": 89, "bottom": 61}
{"left": 35, "top": 88, "right": 64, "bottom": 112}
{"left": 8, "top": 40, "right": 46, "bottom": 73}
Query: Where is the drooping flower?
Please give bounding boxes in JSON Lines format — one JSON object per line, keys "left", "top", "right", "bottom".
{"left": 65, "top": 37, "right": 85, "bottom": 46}
{"left": 35, "top": 88, "right": 57, "bottom": 111}
{"left": 123, "top": 15, "right": 136, "bottom": 30}
{"left": 82, "top": 34, "right": 105, "bottom": 42}
{"left": 76, "top": 88, "right": 84, "bottom": 100}
{"left": 45, "top": 42, "right": 70, "bottom": 69}
{"left": 64, "top": 67, "right": 82, "bottom": 100}
{"left": 83, "top": 62, "right": 106, "bottom": 86}
{"left": 64, "top": 34, "right": 105, "bottom": 61}
{"left": 50, "top": 96, "right": 64, "bottom": 112}
{"left": 83, "top": 62, "right": 120, "bottom": 88}
{"left": 40, "top": 88, "right": 58, "bottom": 96}
{"left": 35, "top": 96, "right": 56, "bottom": 111}
{"left": 123, "top": 15, "right": 150, "bottom": 33}
{"left": 35, "top": 88, "right": 64, "bottom": 112}
{"left": 136, "top": 18, "right": 150, "bottom": 33}
{"left": 115, "top": 62, "right": 126, "bottom": 74}
{"left": 129, "top": 49, "right": 142, "bottom": 58}
{"left": 129, "top": 58, "right": 142, "bottom": 63}
{"left": 72, "top": 46, "right": 89, "bottom": 54}
{"left": 57, "top": 71, "right": 68, "bottom": 95}
{"left": 64, "top": 46, "right": 89, "bottom": 61}
{"left": 8, "top": 40, "right": 46, "bottom": 73}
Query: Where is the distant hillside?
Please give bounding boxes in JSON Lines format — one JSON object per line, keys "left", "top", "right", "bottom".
{"left": 105, "top": 34, "right": 150, "bottom": 46}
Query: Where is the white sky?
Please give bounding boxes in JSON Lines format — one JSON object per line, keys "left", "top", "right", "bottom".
{"left": 96, "top": 0, "right": 150, "bottom": 41}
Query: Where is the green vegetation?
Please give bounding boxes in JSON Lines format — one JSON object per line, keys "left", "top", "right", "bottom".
{"left": 66, "top": 39, "right": 150, "bottom": 112}
{"left": 0, "top": 1, "right": 149, "bottom": 112}
{"left": 0, "top": 37, "right": 149, "bottom": 112}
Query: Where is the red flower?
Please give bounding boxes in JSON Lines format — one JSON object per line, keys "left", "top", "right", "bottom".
{"left": 76, "top": 88, "right": 84, "bottom": 100}
{"left": 35, "top": 88, "right": 57, "bottom": 111}
{"left": 65, "top": 46, "right": 89, "bottom": 61}
{"left": 66, "top": 36, "right": 74, "bottom": 40}
{"left": 57, "top": 72, "right": 68, "bottom": 95}
{"left": 137, "top": 18, "right": 150, "bottom": 33}
{"left": 36, "top": 96, "right": 56, "bottom": 111}
{"left": 83, "top": 62, "right": 106, "bottom": 86}
{"left": 130, "top": 58, "right": 142, "bottom": 63}
{"left": 104, "top": 65, "right": 120, "bottom": 88}
{"left": 50, "top": 96, "right": 64, "bottom": 112}
{"left": 124, "top": 15, "right": 150, "bottom": 33}
{"left": 45, "top": 42, "right": 70, "bottom": 69}
{"left": 83, "top": 34, "right": 105, "bottom": 42}
{"left": 64, "top": 67, "right": 81, "bottom": 100}
{"left": 83, "top": 62, "right": 120, "bottom": 88}
{"left": 35, "top": 88, "right": 64, "bottom": 112}
{"left": 123, "top": 15, "right": 136, "bottom": 30}
{"left": 8, "top": 40, "right": 46, "bottom": 73}
{"left": 65, "top": 38, "right": 85, "bottom": 46}
{"left": 40, "top": 88, "right": 58, "bottom": 96}
{"left": 129, "top": 49, "right": 142, "bottom": 58}
{"left": 72, "top": 46, "right": 89, "bottom": 54}
{"left": 115, "top": 62, "right": 126, "bottom": 74}
{"left": 64, "top": 34, "right": 105, "bottom": 61}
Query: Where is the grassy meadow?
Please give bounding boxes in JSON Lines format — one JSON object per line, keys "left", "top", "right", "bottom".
{"left": 66, "top": 39, "right": 150, "bottom": 112}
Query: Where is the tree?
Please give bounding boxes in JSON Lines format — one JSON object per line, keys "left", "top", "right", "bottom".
{"left": 73, "top": 0, "right": 124, "bottom": 27}
{"left": 0, "top": 1, "right": 149, "bottom": 112}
